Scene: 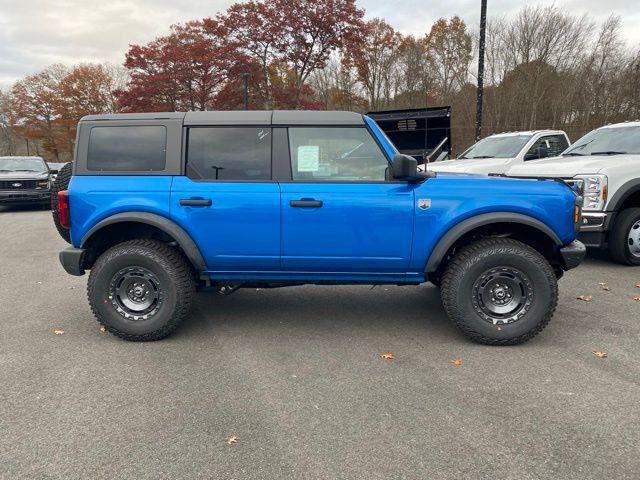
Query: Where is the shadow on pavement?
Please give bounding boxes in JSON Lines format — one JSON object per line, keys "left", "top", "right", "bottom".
{"left": 177, "top": 283, "right": 452, "bottom": 340}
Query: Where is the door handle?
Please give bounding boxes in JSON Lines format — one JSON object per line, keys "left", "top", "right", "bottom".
{"left": 180, "top": 198, "right": 212, "bottom": 207}
{"left": 290, "top": 199, "right": 323, "bottom": 208}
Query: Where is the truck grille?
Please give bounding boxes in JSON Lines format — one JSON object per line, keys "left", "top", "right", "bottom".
{"left": 0, "top": 180, "right": 37, "bottom": 190}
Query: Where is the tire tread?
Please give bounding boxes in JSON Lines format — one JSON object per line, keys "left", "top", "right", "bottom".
{"left": 441, "top": 237, "right": 558, "bottom": 346}
{"left": 87, "top": 239, "right": 196, "bottom": 341}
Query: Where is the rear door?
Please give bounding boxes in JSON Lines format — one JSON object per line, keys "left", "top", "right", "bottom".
{"left": 171, "top": 126, "right": 280, "bottom": 274}
{"left": 278, "top": 126, "right": 415, "bottom": 277}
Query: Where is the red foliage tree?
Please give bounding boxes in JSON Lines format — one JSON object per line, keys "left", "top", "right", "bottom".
{"left": 216, "top": 0, "right": 364, "bottom": 109}
{"left": 116, "top": 21, "right": 245, "bottom": 112}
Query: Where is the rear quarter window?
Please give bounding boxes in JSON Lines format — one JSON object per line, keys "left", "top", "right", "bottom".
{"left": 87, "top": 126, "right": 167, "bottom": 171}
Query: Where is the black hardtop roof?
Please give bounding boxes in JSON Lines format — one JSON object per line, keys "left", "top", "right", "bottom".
{"left": 80, "top": 110, "right": 365, "bottom": 126}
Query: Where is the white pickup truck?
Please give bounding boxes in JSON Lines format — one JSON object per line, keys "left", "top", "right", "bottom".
{"left": 425, "top": 130, "right": 570, "bottom": 174}
{"left": 507, "top": 121, "right": 640, "bottom": 265}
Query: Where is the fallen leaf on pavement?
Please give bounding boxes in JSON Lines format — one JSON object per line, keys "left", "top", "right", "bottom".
{"left": 634, "top": 297, "right": 640, "bottom": 301}
{"left": 53, "top": 329, "right": 64, "bottom": 335}
{"left": 227, "top": 436, "right": 238, "bottom": 445}
{"left": 576, "top": 295, "right": 593, "bottom": 301}
{"left": 380, "top": 353, "right": 395, "bottom": 359}
{"left": 636, "top": 283, "right": 640, "bottom": 288}
{"left": 598, "top": 282, "right": 610, "bottom": 291}
{"left": 592, "top": 351, "right": 607, "bottom": 358}
{"left": 100, "top": 325, "right": 107, "bottom": 332}
{"left": 452, "top": 358, "right": 462, "bottom": 366}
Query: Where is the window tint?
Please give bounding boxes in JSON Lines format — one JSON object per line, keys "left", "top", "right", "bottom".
{"left": 187, "top": 128, "right": 271, "bottom": 181}
{"left": 524, "top": 135, "right": 569, "bottom": 160}
{"left": 87, "top": 126, "right": 166, "bottom": 171}
{"left": 288, "top": 127, "right": 389, "bottom": 181}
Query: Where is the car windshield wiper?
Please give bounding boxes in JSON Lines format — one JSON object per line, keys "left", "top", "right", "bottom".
{"left": 468, "top": 155, "right": 494, "bottom": 159}
{"left": 563, "top": 152, "right": 585, "bottom": 156}
{"left": 590, "top": 151, "right": 627, "bottom": 156}
{"left": 13, "top": 169, "right": 39, "bottom": 172}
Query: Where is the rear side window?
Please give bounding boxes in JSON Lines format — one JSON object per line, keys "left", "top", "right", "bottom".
{"left": 87, "top": 126, "right": 167, "bottom": 171}
{"left": 524, "top": 135, "right": 569, "bottom": 160}
{"left": 187, "top": 127, "right": 271, "bottom": 181}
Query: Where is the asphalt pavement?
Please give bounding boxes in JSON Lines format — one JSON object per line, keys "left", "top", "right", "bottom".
{"left": 1, "top": 205, "right": 639, "bottom": 479}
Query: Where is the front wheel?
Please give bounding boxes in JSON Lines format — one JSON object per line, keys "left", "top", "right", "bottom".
{"left": 88, "top": 239, "right": 196, "bottom": 341}
{"left": 609, "top": 208, "right": 640, "bottom": 266}
{"left": 440, "top": 238, "right": 558, "bottom": 345}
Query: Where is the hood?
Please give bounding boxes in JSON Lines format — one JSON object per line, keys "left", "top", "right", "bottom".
{"left": 0, "top": 170, "right": 49, "bottom": 180}
{"left": 506, "top": 154, "right": 637, "bottom": 177}
{"left": 425, "top": 157, "right": 515, "bottom": 174}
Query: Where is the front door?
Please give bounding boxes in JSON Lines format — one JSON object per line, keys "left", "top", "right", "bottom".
{"left": 279, "top": 126, "right": 414, "bottom": 277}
{"left": 171, "top": 126, "right": 280, "bottom": 274}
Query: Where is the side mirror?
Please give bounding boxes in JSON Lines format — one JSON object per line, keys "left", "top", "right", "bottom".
{"left": 392, "top": 153, "right": 431, "bottom": 182}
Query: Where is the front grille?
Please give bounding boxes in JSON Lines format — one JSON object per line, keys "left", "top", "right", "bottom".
{"left": 0, "top": 180, "right": 38, "bottom": 190}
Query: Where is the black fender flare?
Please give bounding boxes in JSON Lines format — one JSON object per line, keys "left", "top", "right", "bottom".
{"left": 81, "top": 211, "right": 207, "bottom": 272}
{"left": 606, "top": 179, "right": 640, "bottom": 212}
{"left": 424, "top": 212, "right": 563, "bottom": 273}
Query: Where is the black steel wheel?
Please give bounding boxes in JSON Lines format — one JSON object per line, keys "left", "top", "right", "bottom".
{"left": 471, "top": 266, "right": 533, "bottom": 325}
{"left": 441, "top": 237, "right": 558, "bottom": 345}
{"left": 109, "top": 266, "right": 164, "bottom": 321}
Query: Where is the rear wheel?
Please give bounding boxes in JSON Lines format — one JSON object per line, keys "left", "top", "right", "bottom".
{"left": 88, "top": 239, "right": 196, "bottom": 341}
{"left": 51, "top": 162, "right": 73, "bottom": 244}
{"left": 440, "top": 238, "right": 558, "bottom": 345}
{"left": 609, "top": 208, "right": 640, "bottom": 266}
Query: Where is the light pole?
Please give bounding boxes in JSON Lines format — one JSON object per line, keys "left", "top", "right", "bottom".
{"left": 475, "top": 0, "right": 487, "bottom": 141}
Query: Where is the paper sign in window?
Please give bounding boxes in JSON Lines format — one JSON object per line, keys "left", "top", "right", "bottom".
{"left": 297, "top": 145, "right": 320, "bottom": 172}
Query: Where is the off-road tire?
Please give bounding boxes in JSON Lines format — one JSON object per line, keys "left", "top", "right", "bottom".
{"left": 609, "top": 208, "right": 640, "bottom": 266}
{"left": 441, "top": 238, "right": 558, "bottom": 345}
{"left": 51, "top": 162, "right": 73, "bottom": 244}
{"left": 88, "top": 239, "right": 196, "bottom": 341}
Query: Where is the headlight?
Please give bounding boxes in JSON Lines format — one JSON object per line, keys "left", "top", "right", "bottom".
{"left": 574, "top": 174, "right": 607, "bottom": 211}
{"left": 36, "top": 180, "right": 49, "bottom": 190}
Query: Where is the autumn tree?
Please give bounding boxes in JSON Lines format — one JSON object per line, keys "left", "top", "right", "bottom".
{"left": 345, "top": 18, "right": 400, "bottom": 110}
{"left": 391, "top": 35, "right": 431, "bottom": 109}
{"left": 9, "top": 63, "right": 120, "bottom": 160}
{"left": 425, "top": 16, "right": 472, "bottom": 102}
{"left": 10, "top": 64, "right": 69, "bottom": 161}
{"left": 0, "top": 90, "right": 15, "bottom": 156}
{"left": 117, "top": 20, "right": 243, "bottom": 112}
{"left": 217, "top": 0, "right": 364, "bottom": 109}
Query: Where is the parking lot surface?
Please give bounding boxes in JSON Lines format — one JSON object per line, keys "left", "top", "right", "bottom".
{"left": 1, "top": 206, "right": 639, "bottom": 479}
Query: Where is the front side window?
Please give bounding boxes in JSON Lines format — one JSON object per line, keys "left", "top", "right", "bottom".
{"left": 288, "top": 127, "right": 389, "bottom": 181}
{"left": 524, "top": 135, "right": 569, "bottom": 160}
{"left": 87, "top": 126, "right": 167, "bottom": 171}
{"left": 187, "top": 127, "right": 271, "bottom": 181}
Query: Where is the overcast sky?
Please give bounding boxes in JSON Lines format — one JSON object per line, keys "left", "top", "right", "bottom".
{"left": 1, "top": 0, "right": 639, "bottom": 89}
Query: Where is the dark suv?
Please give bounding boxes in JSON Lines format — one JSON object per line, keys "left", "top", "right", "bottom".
{"left": 0, "top": 156, "right": 52, "bottom": 206}
{"left": 53, "top": 111, "right": 585, "bottom": 344}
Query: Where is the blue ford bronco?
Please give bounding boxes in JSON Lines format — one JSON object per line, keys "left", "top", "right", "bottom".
{"left": 53, "top": 111, "right": 585, "bottom": 344}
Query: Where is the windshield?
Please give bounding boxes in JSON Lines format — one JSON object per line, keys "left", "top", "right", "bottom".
{"left": 460, "top": 135, "right": 532, "bottom": 159}
{"left": 563, "top": 126, "right": 640, "bottom": 156}
{"left": 0, "top": 157, "right": 48, "bottom": 172}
